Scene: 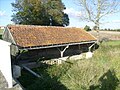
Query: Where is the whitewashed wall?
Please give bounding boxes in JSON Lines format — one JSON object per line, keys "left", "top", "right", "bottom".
{"left": 0, "top": 40, "right": 12, "bottom": 88}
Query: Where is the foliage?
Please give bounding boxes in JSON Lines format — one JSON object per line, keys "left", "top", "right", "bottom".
{"left": 93, "top": 26, "right": 98, "bottom": 31}
{"left": 18, "top": 41, "right": 120, "bottom": 90}
{"left": 84, "top": 25, "right": 91, "bottom": 31}
{"left": 0, "top": 35, "right": 2, "bottom": 39}
{"left": 11, "top": 0, "right": 69, "bottom": 26}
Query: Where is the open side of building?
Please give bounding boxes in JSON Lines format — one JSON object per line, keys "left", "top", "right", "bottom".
{"left": 3, "top": 25, "right": 97, "bottom": 60}
{"left": 1, "top": 25, "right": 98, "bottom": 88}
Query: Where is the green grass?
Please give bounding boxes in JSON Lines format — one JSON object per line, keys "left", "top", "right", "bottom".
{"left": 104, "top": 40, "right": 120, "bottom": 46}
{"left": 60, "top": 41, "right": 120, "bottom": 90}
{"left": 0, "top": 29, "right": 3, "bottom": 34}
{"left": 18, "top": 41, "right": 120, "bottom": 90}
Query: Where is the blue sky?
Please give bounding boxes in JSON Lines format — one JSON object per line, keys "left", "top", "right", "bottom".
{"left": 0, "top": 0, "right": 120, "bottom": 29}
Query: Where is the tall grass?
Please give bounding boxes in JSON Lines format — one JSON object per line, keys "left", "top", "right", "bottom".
{"left": 18, "top": 41, "right": 120, "bottom": 90}
{"left": 60, "top": 41, "right": 120, "bottom": 90}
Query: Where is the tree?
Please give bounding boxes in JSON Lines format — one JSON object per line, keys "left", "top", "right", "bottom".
{"left": 93, "top": 26, "right": 98, "bottom": 31}
{"left": 11, "top": 0, "right": 69, "bottom": 26}
{"left": 84, "top": 25, "right": 91, "bottom": 31}
{"left": 77, "top": 0, "right": 120, "bottom": 31}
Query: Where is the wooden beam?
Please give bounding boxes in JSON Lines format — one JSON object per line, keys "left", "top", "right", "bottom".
{"left": 57, "top": 45, "right": 69, "bottom": 58}
{"left": 22, "top": 65, "right": 41, "bottom": 78}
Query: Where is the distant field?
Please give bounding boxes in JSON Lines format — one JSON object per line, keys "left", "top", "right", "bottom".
{"left": 18, "top": 40, "right": 120, "bottom": 90}
{"left": 90, "top": 31, "right": 120, "bottom": 40}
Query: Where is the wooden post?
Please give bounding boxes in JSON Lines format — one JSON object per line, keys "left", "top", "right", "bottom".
{"left": 60, "top": 51, "right": 64, "bottom": 57}
{"left": 57, "top": 45, "right": 69, "bottom": 58}
{"left": 88, "top": 43, "right": 96, "bottom": 52}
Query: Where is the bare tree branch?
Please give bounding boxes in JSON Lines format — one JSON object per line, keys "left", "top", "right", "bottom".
{"left": 77, "top": 0, "right": 120, "bottom": 30}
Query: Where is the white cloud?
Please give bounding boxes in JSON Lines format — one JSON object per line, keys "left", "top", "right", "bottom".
{"left": 111, "top": 20, "right": 120, "bottom": 23}
{"left": 64, "top": 8, "right": 81, "bottom": 17}
{"left": 0, "top": 10, "right": 6, "bottom": 16}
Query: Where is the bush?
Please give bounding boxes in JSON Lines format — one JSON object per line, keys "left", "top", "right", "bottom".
{"left": 84, "top": 25, "right": 91, "bottom": 31}
{"left": 0, "top": 35, "right": 2, "bottom": 39}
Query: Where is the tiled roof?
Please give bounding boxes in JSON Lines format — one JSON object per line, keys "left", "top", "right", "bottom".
{"left": 8, "top": 25, "right": 97, "bottom": 48}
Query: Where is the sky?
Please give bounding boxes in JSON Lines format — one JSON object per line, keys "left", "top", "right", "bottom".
{"left": 0, "top": 0, "right": 120, "bottom": 29}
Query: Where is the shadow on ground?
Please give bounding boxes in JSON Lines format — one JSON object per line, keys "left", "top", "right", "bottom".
{"left": 0, "top": 35, "right": 2, "bottom": 39}
{"left": 18, "top": 63, "right": 71, "bottom": 90}
{"left": 90, "top": 69, "right": 119, "bottom": 90}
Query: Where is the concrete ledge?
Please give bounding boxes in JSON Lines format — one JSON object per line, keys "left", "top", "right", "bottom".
{"left": 0, "top": 71, "right": 23, "bottom": 90}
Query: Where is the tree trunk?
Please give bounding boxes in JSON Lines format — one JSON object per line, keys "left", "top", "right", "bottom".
{"left": 95, "top": 21, "right": 100, "bottom": 41}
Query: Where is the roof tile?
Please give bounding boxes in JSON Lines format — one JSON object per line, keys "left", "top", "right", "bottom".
{"left": 8, "top": 25, "right": 97, "bottom": 48}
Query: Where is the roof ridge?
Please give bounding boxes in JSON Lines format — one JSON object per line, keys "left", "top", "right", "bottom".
{"left": 7, "top": 25, "right": 83, "bottom": 29}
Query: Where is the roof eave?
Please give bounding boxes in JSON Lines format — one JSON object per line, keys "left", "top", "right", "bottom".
{"left": 6, "top": 27, "right": 17, "bottom": 45}
{"left": 18, "top": 40, "right": 97, "bottom": 50}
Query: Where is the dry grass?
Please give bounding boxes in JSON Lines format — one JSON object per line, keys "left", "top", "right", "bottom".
{"left": 90, "top": 31, "right": 120, "bottom": 40}
{"left": 59, "top": 41, "right": 120, "bottom": 90}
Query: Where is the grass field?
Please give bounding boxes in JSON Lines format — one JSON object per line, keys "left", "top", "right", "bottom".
{"left": 90, "top": 31, "right": 120, "bottom": 41}
{"left": 18, "top": 41, "right": 120, "bottom": 90}
{"left": 0, "top": 29, "right": 3, "bottom": 34}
